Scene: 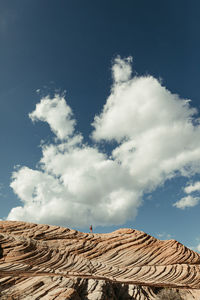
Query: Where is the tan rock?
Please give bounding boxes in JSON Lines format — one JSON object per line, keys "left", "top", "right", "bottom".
{"left": 0, "top": 221, "right": 200, "bottom": 299}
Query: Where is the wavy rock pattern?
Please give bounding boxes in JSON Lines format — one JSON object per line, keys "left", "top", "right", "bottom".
{"left": 0, "top": 221, "right": 200, "bottom": 299}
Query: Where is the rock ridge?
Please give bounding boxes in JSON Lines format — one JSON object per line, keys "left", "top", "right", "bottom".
{"left": 0, "top": 221, "right": 200, "bottom": 299}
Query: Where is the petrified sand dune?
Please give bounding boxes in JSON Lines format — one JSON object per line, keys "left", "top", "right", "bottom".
{"left": 0, "top": 221, "right": 200, "bottom": 299}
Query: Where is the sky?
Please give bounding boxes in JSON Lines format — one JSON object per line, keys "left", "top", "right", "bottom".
{"left": 1, "top": 0, "right": 200, "bottom": 251}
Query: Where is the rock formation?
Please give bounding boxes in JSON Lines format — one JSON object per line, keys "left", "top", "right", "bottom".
{"left": 0, "top": 221, "right": 200, "bottom": 299}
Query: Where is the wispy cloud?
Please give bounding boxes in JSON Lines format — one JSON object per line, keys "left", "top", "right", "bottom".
{"left": 173, "top": 195, "right": 200, "bottom": 209}
{"left": 184, "top": 181, "right": 200, "bottom": 194}
{"left": 7, "top": 57, "right": 200, "bottom": 227}
{"left": 188, "top": 238, "right": 200, "bottom": 253}
{"left": 156, "top": 232, "right": 172, "bottom": 240}
{"left": 173, "top": 181, "right": 200, "bottom": 209}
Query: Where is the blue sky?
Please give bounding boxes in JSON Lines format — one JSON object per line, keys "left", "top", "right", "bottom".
{"left": 1, "top": 0, "right": 200, "bottom": 251}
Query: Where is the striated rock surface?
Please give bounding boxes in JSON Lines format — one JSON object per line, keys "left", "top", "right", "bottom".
{"left": 0, "top": 221, "right": 200, "bottom": 299}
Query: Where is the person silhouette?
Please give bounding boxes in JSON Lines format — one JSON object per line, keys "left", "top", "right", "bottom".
{"left": 89, "top": 225, "right": 93, "bottom": 233}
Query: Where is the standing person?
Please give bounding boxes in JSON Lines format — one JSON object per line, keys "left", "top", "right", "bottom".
{"left": 89, "top": 225, "right": 93, "bottom": 233}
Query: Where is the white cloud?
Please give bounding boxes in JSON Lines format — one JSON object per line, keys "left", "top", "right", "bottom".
{"left": 7, "top": 56, "right": 200, "bottom": 227}
{"left": 112, "top": 56, "right": 133, "bottom": 83}
{"left": 184, "top": 181, "right": 200, "bottom": 194}
{"left": 29, "top": 94, "right": 76, "bottom": 140}
{"left": 156, "top": 233, "right": 172, "bottom": 240}
{"left": 173, "top": 180, "right": 200, "bottom": 209}
{"left": 92, "top": 57, "right": 200, "bottom": 191}
{"left": 8, "top": 141, "right": 141, "bottom": 227}
{"left": 197, "top": 244, "right": 200, "bottom": 252}
{"left": 173, "top": 195, "right": 200, "bottom": 209}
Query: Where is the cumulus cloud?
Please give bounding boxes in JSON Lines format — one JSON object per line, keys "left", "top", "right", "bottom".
{"left": 92, "top": 60, "right": 200, "bottom": 191}
{"left": 29, "top": 94, "right": 75, "bottom": 140}
{"left": 7, "top": 56, "right": 200, "bottom": 227}
{"left": 9, "top": 131, "right": 141, "bottom": 227}
{"left": 112, "top": 56, "right": 133, "bottom": 83}
{"left": 9, "top": 92, "right": 142, "bottom": 227}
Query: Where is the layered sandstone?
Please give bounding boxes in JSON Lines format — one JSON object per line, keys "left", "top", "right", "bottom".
{"left": 0, "top": 221, "right": 199, "bottom": 299}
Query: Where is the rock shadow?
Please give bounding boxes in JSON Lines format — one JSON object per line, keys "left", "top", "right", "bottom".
{"left": 0, "top": 244, "right": 3, "bottom": 259}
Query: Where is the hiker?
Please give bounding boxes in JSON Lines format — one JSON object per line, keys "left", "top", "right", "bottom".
{"left": 89, "top": 225, "right": 93, "bottom": 233}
